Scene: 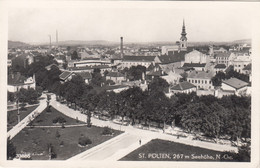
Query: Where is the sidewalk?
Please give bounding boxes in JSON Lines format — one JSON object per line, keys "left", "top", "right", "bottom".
{"left": 69, "top": 132, "right": 129, "bottom": 160}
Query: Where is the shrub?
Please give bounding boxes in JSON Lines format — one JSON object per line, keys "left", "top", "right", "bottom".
{"left": 78, "top": 136, "right": 92, "bottom": 146}
{"left": 52, "top": 116, "right": 66, "bottom": 124}
{"left": 102, "top": 126, "right": 113, "bottom": 135}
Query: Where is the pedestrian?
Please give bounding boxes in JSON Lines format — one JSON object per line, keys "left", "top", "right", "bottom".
{"left": 139, "top": 139, "right": 141, "bottom": 145}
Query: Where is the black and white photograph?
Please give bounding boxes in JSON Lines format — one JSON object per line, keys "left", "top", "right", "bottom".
{"left": 0, "top": 1, "right": 259, "bottom": 168}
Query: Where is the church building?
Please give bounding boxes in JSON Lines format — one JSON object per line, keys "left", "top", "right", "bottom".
{"left": 161, "top": 20, "right": 188, "bottom": 55}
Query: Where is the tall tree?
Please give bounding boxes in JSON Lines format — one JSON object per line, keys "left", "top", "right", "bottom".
{"left": 7, "top": 137, "right": 16, "bottom": 160}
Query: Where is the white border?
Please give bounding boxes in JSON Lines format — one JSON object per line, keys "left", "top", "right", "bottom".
{"left": 0, "top": 1, "right": 259, "bottom": 168}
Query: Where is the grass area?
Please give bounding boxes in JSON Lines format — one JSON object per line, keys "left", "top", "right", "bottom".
{"left": 120, "top": 139, "right": 238, "bottom": 162}
{"left": 11, "top": 106, "right": 122, "bottom": 160}
{"left": 7, "top": 105, "right": 39, "bottom": 131}
{"left": 32, "top": 106, "right": 85, "bottom": 126}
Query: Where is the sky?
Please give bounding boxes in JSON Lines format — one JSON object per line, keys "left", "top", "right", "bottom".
{"left": 8, "top": 2, "right": 253, "bottom": 43}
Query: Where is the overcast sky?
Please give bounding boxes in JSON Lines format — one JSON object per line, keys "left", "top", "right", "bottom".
{"left": 8, "top": 3, "right": 253, "bottom": 43}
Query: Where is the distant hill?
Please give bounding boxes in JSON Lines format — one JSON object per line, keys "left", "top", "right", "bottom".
{"left": 8, "top": 41, "right": 30, "bottom": 48}
{"left": 27, "top": 38, "right": 252, "bottom": 47}
{"left": 33, "top": 40, "right": 119, "bottom": 47}
{"left": 232, "top": 39, "right": 251, "bottom": 44}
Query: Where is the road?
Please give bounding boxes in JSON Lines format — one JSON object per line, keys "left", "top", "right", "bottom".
{"left": 49, "top": 94, "right": 238, "bottom": 161}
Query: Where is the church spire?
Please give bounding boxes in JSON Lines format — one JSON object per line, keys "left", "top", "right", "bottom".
{"left": 180, "top": 19, "right": 187, "bottom": 51}
{"left": 181, "top": 19, "right": 187, "bottom": 36}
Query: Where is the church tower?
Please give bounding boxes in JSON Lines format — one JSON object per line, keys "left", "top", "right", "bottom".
{"left": 180, "top": 19, "right": 187, "bottom": 51}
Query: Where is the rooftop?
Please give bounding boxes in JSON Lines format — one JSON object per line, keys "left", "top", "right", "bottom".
{"left": 183, "top": 63, "right": 206, "bottom": 68}
{"left": 171, "top": 81, "right": 196, "bottom": 91}
{"left": 187, "top": 70, "right": 215, "bottom": 79}
{"left": 215, "top": 52, "right": 231, "bottom": 58}
{"left": 222, "top": 77, "right": 248, "bottom": 89}
{"left": 123, "top": 56, "right": 155, "bottom": 62}
{"left": 214, "top": 64, "right": 226, "bottom": 69}
{"left": 59, "top": 71, "right": 73, "bottom": 80}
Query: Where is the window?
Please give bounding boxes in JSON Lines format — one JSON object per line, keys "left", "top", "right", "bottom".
{"left": 195, "top": 80, "right": 197, "bottom": 83}
{"left": 202, "top": 80, "right": 203, "bottom": 84}
{"left": 205, "top": 80, "right": 207, "bottom": 84}
{"left": 198, "top": 80, "right": 200, "bottom": 84}
{"left": 192, "top": 80, "right": 194, "bottom": 83}
{"left": 209, "top": 81, "right": 211, "bottom": 84}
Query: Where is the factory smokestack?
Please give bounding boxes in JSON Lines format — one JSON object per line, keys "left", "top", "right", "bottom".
{"left": 56, "top": 30, "right": 58, "bottom": 46}
{"left": 48, "top": 35, "right": 51, "bottom": 50}
{"left": 120, "top": 37, "right": 123, "bottom": 58}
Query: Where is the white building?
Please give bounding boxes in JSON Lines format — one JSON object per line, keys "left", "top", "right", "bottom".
{"left": 221, "top": 77, "right": 249, "bottom": 96}
{"left": 121, "top": 56, "right": 155, "bottom": 68}
{"left": 232, "top": 55, "right": 251, "bottom": 73}
{"left": 187, "top": 71, "right": 215, "bottom": 90}
{"left": 8, "top": 73, "right": 36, "bottom": 92}
{"left": 185, "top": 50, "right": 208, "bottom": 64}
{"left": 170, "top": 81, "right": 196, "bottom": 94}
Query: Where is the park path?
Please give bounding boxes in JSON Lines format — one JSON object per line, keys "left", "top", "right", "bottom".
{"left": 50, "top": 94, "right": 238, "bottom": 161}
{"left": 7, "top": 103, "right": 40, "bottom": 112}
{"left": 7, "top": 94, "right": 47, "bottom": 140}
{"left": 25, "top": 124, "right": 88, "bottom": 128}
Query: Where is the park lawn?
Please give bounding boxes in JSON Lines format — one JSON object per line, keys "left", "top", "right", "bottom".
{"left": 11, "top": 106, "right": 122, "bottom": 160}
{"left": 32, "top": 106, "right": 85, "bottom": 126}
{"left": 120, "top": 139, "right": 237, "bottom": 162}
{"left": 7, "top": 105, "right": 39, "bottom": 131}
{"left": 12, "top": 126, "right": 122, "bottom": 160}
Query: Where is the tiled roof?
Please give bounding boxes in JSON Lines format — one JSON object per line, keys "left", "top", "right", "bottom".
{"left": 157, "top": 55, "right": 176, "bottom": 64}
{"left": 187, "top": 71, "right": 215, "bottom": 79}
{"left": 146, "top": 69, "right": 164, "bottom": 76}
{"left": 106, "top": 71, "right": 125, "bottom": 77}
{"left": 168, "top": 51, "right": 186, "bottom": 62}
{"left": 215, "top": 52, "right": 231, "bottom": 58}
{"left": 76, "top": 72, "right": 92, "bottom": 79}
{"left": 222, "top": 77, "right": 248, "bottom": 89}
{"left": 187, "top": 47, "right": 209, "bottom": 55}
{"left": 8, "top": 73, "right": 27, "bottom": 85}
{"left": 123, "top": 56, "right": 155, "bottom": 62}
{"left": 183, "top": 63, "right": 206, "bottom": 68}
{"left": 59, "top": 71, "right": 73, "bottom": 80}
{"left": 147, "top": 63, "right": 161, "bottom": 71}
{"left": 214, "top": 64, "right": 226, "bottom": 69}
{"left": 243, "top": 63, "right": 251, "bottom": 71}
{"left": 171, "top": 81, "right": 196, "bottom": 91}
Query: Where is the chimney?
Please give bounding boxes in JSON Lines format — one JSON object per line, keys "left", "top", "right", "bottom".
{"left": 49, "top": 35, "right": 52, "bottom": 50}
{"left": 120, "top": 37, "right": 123, "bottom": 58}
{"left": 56, "top": 30, "right": 58, "bottom": 46}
